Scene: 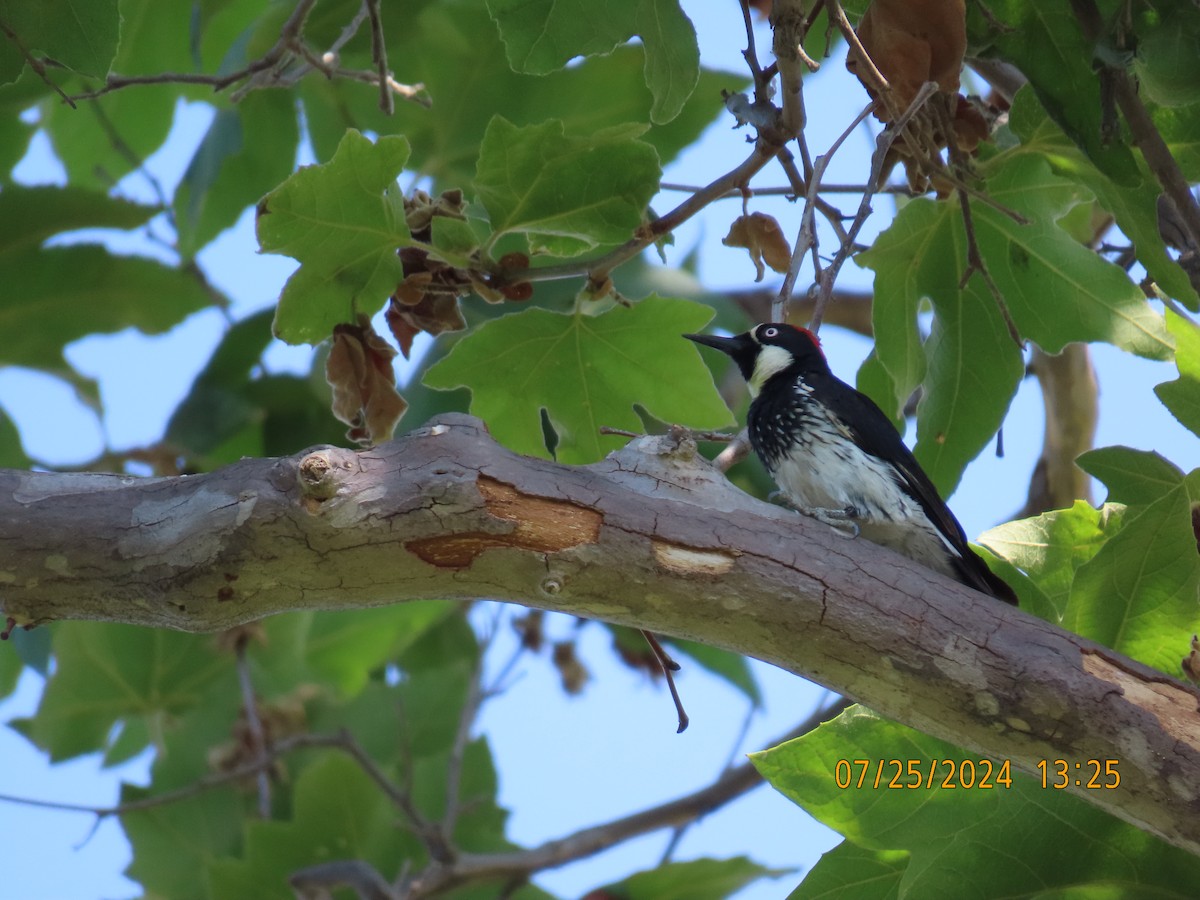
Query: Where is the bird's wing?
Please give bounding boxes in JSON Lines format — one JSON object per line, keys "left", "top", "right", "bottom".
{"left": 817, "top": 375, "right": 972, "bottom": 554}
{"left": 818, "top": 375, "right": 1018, "bottom": 603}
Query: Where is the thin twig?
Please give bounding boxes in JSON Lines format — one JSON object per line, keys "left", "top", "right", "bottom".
{"left": 956, "top": 190, "right": 1023, "bottom": 346}
{"left": 715, "top": 431, "right": 754, "bottom": 473}
{"left": 0, "top": 731, "right": 393, "bottom": 820}
{"left": 659, "top": 698, "right": 758, "bottom": 863}
{"left": 826, "top": 0, "right": 898, "bottom": 120}
{"left": 329, "top": 0, "right": 371, "bottom": 56}
{"left": 777, "top": 99, "right": 876, "bottom": 326}
{"left": 772, "top": 150, "right": 851, "bottom": 247}
{"left": 289, "top": 860, "right": 394, "bottom": 900}
{"left": 659, "top": 182, "right": 911, "bottom": 197}
{"left": 234, "top": 635, "right": 272, "bottom": 819}
{"left": 640, "top": 630, "right": 689, "bottom": 733}
{"left": 809, "top": 82, "right": 939, "bottom": 331}
{"left": 504, "top": 143, "right": 777, "bottom": 287}
{"left": 402, "top": 697, "right": 854, "bottom": 898}
{"left": 739, "top": 0, "right": 770, "bottom": 103}
{"left": 442, "top": 644, "right": 488, "bottom": 844}
{"left": 50, "top": 0, "right": 425, "bottom": 109}
{"left": 770, "top": 0, "right": 810, "bottom": 137}
{"left": 0, "top": 20, "right": 76, "bottom": 107}
{"left": 1069, "top": 0, "right": 1200, "bottom": 253}
{"left": 364, "top": 0, "right": 392, "bottom": 114}
{"left": 71, "top": 0, "right": 317, "bottom": 102}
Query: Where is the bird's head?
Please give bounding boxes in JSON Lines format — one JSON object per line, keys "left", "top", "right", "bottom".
{"left": 684, "top": 323, "right": 827, "bottom": 396}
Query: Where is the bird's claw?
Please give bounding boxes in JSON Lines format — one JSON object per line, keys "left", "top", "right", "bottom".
{"left": 769, "top": 496, "right": 861, "bottom": 538}
{"left": 810, "top": 505, "right": 860, "bottom": 538}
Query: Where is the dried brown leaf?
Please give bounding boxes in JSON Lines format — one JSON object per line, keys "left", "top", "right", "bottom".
{"left": 722, "top": 212, "right": 792, "bottom": 281}
{"left": 847, "top": 0, "right": 967, "bottom": 117}
{"left": 326, "top": 317, "right": 407, "bottom": 446}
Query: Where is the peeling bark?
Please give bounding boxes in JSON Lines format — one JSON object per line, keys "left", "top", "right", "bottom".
{"left": 1, "top": 413, "right": 1198, "bottom": 856}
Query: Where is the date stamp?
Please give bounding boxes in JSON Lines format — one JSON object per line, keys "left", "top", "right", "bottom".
{"left": 833, "top": 758, "right": 1013, "bottom": 790}
{"left": 1037, "top": 759, "right": 1120, "bottom": 789}
{"left": 832, "top": 758, "right": 1122, "bottom": 790}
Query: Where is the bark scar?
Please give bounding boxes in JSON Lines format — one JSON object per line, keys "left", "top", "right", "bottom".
{"left": 1082, "top": 648, "right": 1200, "bottom": 744}
{"left": 405, "top": 476, "right": 602, "bottom": 568}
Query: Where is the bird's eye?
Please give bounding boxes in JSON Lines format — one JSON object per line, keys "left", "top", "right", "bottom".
{"left": 763, "top": 326, "right": 779, "bottom": 338}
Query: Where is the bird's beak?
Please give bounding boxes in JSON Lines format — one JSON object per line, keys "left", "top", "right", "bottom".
{"left": 683, "top": 332, "right": 753, "bottom": 357}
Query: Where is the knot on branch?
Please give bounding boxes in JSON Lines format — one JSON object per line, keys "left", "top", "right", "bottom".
{"left": 297, "top": 447, "right": 358, "bottom": 504}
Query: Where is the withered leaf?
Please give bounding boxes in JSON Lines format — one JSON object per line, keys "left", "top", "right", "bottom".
{"left": 847, "top": 0, "right": 967, "bottom": 117}
{"left": 722, "top": 212, "right": 792, "bottom": 281}
{"left": 326, "top": 316, "right": 407, "bottom": 445}
{"left": 552, "top": 640, "right": 589, "bottom": 695}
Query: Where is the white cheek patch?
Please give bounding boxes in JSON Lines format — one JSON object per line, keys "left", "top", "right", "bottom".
{"left": 749, "top": 344, "right": 793, "bottom": 396}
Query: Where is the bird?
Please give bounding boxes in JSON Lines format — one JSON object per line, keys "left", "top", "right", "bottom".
{"left": 685, "top": 323, "right": 1017, "bottom": 604}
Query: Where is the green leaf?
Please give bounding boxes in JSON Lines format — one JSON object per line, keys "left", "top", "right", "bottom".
{"left": 790, "top": 842, "right": 907, "bottom": 900}
{"left": 0, "top": 403, "right": 31, "bottom": 469}
{"left": 0, "top": 618, "right": 24, "bottom": 700}
{"left": 855, "top": 350, "right": 905, "bottom": 430}
{"left": 122, "top": 787, "right": 243, "bottom": 900}
{"left": 1007, "top": 87, "right": 1200, "bottom": 311}
{"left": 166, "top": 310, "right": 276, "bottom": 462}
{"left": 1131, "top": 6, "right": 1200, "bottom": 109}
{"left": 1066, "top": 484, "right": 1200, "bottom": 672}
{"left": 914, "top": 276, "right": 1024, "bottom": 496}
{"left": 976, "top": 1, "right": 1139, "bottom": 185}
{"left": 39, "top": 0, "right": 189, "bottom": 188}
{"left": 753, "top": 707, "right": 1200, "bottom": 898}
{"left": 0, "top": 184, "right": 156, "bottom": 252}
{"left": 303, "top": 0, "right": 741, "bottom": 185}
{"left": 0, "top": 245, "right": 212, "bottom": 368}
{"left": 475, "top": 117, "right": 661, "bottom": 257}
{"left": 858, "top": 152, "right": 1171, "bottom": 493}
{"left": 175, "top": 91, "right": 300, "bottom": 256}
{"left": 486, "top": 0, "right": 700, "bottom": 123}
{"left": 603, "top": 857, "right": 783, "bottom": 900}
{"left": 207, "top": 753, "right": 412, "bottom": 900}
{"left": 258, "top": 130, "right": 411, "bottom": 344}
{"left": 1076, "top": 446, "right": 1184, "bottom": 505}
{"left": 1155, "top": 309, "right": 1200, "bottom": 436}
{"left": 19, "top": 623, "right": 228, "bottom": 760}
{"left": 1156, "top": 102, "right": 1200, "bottom": 181}
{"left": 973, "top": 154, "right": 1171, "bottom": 359}
{"left": 424, "top": 297, "right": 733, "bottom": 463}
{"left": 0, "top": 25, "right": 24, "bottom": 87}
{"left": 305, "top": 601, "right": 454, "bottom": 696}
{"left": 0, "top": 0, "right": 118, "bottom": 77}
{"left": 979, "top": 501, "right": 1119, "bottom": 621}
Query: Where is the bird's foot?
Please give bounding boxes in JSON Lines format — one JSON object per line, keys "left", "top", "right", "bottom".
{"left": 768, "top": 494, "right": 861, "bottom": 538}
{"left": 809, "top": 505, "right": 861, "bottom": 538}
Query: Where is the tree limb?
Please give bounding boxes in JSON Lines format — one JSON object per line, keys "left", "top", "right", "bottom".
{"left": 1, "top": 414, "right": 1198, "bottom": 856}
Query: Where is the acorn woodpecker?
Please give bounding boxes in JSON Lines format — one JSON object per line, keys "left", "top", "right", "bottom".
{"left": 685, "top": 323, "right": 1017, "bottom": 604}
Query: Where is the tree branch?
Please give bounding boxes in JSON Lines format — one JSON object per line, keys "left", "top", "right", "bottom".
{"left": 402, "top": 696, "right": 854, "bottom": 897}
{"left": 2, "top": 414, "right": 1199, "bottom": 856}
{"left": 1017, "top": 344, "right": 1097, "bottom": 519}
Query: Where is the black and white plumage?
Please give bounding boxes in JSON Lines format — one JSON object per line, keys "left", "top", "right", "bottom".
{"left": 686, "top": 323, "right": 1017, "bottom": 605}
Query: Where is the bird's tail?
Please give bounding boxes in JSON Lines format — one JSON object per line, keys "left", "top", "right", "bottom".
{"left": 955, "top": 551, "right": 1019, "bottom": 605}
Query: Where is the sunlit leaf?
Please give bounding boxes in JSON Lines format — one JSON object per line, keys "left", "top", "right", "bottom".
{"left": 487, "top": 0, "right": 700, "bottom": 123}
{"left": 1077, "top": 446, "right": 1184, "bottom": 505}
{"left": 753, "top": 707, "right": 1200, "bottom": 897}
{"left": 1155, "top": 310, "right": 1200, "bottom": 436}
{"left": 1066, "top": 485, "right": 1200, "bottom": 672}
{"left": 258, "top": 130, "right": 411, "bottom": 345}
{"left": 475, "top": 117, "right": 660, "bottom": 257}
{"left": 424, "top": 297, "right": 733, "bottom": 463}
